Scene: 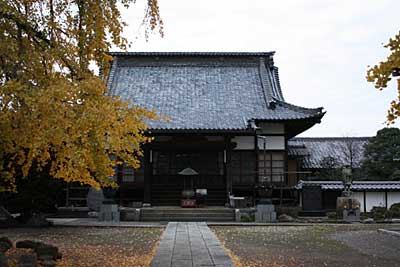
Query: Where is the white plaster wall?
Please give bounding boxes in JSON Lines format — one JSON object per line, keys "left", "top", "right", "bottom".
{"left": 258, "top": 122, "right": 285, "bottom": 134}
{"left": 365, "top": 192, "right": 386, "bottom": 212}
{"left": 387, "top": 192, "right": 400, "bottom": 208}
{"left": 257, "top": 136, "right": 285, "bottom": 150}
{"left": 232, "top": 136, "right": 285, "bottom": 150}
{"left": 351, "top": 192, "right": 365, "bottom": 212}
{"left": 232, "top": 136, "right": 254, "bottom": 150}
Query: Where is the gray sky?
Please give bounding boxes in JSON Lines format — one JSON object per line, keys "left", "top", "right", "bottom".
{"left": 119, "top": 0, "right": 400, "bottom": 137}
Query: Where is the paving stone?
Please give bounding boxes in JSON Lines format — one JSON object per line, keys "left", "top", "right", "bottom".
{"left": 171, "top": 259, "right": 192, "bottom": 267}
{"left": 151, "top": 222, "right": 233, "bottom": 267}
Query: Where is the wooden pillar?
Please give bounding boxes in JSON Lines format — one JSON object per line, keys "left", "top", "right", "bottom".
{"left": 385, "top": 191, "right": 388, "bottom": 210}
{"left": 224, "top": 135, "right": 232, "bottom": 204}
{"left": 254, "top": 134, "right": 259, "bottom": 185}
{"left": 363, "top": 191, "right": 367, "bottom": 213}
{"left": 143, "top": 145, "right": 152, "bottom": 205}
{"left": 254, "top": 134, "right": 259, "bottom": 206}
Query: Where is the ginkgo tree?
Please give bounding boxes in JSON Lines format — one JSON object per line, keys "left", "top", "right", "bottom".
{"left": 0, "top": 0, "right": 163, "bottom": 192}
{"left": 367, "top": 31, "right": 400, "bottom": 123}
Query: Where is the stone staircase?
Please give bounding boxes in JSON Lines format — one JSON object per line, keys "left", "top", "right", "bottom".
{"left": 141, "top": 207, "right": 235, "bottom": 222}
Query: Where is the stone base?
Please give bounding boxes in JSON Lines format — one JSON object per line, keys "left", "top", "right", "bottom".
{"left": 99, "top": 204, "right": 120, "bottom": 222}
{"left": 343, "top": 209, "right": 360, "bottom": 222}
{"left": 255, "top": 204, "right": 276, "bottom": 223}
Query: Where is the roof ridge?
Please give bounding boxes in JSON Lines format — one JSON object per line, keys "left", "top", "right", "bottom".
{"left": 109, "top": 51, "right": 276, "bottom": 57}
{"left": 258, "top": 58, "right": 276, "bottom": 109}
{"left": 272, "top": 67, "right": 284, "bottom": 101}
{"left": 117, "top": 62, "right": 259, "bottom": 68}
{"left": 107, "top": 56, "right": 118, "bottom": 94}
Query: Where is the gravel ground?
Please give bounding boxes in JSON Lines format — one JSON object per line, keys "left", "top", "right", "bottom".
{"left": 332, "top": 230, "right": 400, "bottom": 262}
{"left": 1, "top": 227, "right": 163, "bottom": 267}
{"left": 212, "top": 224, "right": 400, "bottom": 267}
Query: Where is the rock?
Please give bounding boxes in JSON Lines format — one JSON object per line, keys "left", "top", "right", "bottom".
{"left": 16, "top": 240, "right": 42, "bottom": 249}
{"left": 35, "top": 245, "right": 59, "bottom": 260}
{"left": 38, "top": 256, "right": 56, "bottom": 267}
{"left": 362, "top": 218, "right": 374, "bottom": 224}
{"left": 278, "top": 214, "right": 294, "bottom": 222}
{"left": 0, "top": 252, "right": 8, "bottom": 267}
{"left": 18, "top": 254, "right": 37, "bottom": 267}
{"left": 0, "top": 237, "right": 12, "bottom": 253}
{"left": 40, "top": 259, "right": 56, "bottom": 267}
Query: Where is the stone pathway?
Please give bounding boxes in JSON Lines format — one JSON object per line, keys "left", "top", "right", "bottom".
{"left": 151, "top": 222, "right": 234, "bottom": 267}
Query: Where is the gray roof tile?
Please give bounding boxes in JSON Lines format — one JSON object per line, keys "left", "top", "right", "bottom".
{"left": 295, "top": 180, "right": 400, "bottom": 191}
{"left": 108, "top": 51, "right": 276, "bottom": 57}
{"left": 288, "top": 137, "right": 370, "bottom": 169}
{"left": 350, "top": 181, "right": 400, "bottom": 191}
{"left": 108, "top": 53, "right": 324, "bottom": 130}
{"left": 295, "top": 180, "right": 344, "bottom": 190}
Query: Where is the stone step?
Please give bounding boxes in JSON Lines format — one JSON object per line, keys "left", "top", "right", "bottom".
{"left": 151, "top": 201, "right": 226, "bottom": 205}
{"left": 141, "top": 208, "right": 235, "bottom": 222}
{"left": 151, "top": 202, "right": 227, "bottom": 207}
{"left": 142, "top": 213, "right": 234, "bottom": 218}
{"left": 142, "top": 209, "right": 233, "bottom": 214}
{"left": 142, "top": 217, "right": 234, "bottom": 222}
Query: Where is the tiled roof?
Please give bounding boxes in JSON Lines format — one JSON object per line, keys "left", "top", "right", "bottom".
{"left": 288, "top": 137, "right": 370, "bottom": 169}
{"left": 350, "top": 181, "right": 400, "bottom": 191}
{"left": 296, "top": 180, "right": 400, "bottom": 191}
{"left": 295, "top": 180, "right": 344, "bottom": 190}
{"left": 107, "top": 52, "right": 324, "bottom": 131}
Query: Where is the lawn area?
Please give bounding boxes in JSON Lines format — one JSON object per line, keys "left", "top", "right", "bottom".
{"left": 1, "top": 227, "right": 163, "bottom": 267}
{"left": 212, "top": 224, "right": 400, "bottom": 267}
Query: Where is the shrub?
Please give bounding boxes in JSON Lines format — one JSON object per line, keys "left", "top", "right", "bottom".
{"left": 240, "top": 213, "right": 255, "bottom": 222}
{"left": 369, "top": 206, "right": 399, "bottom": 221}
{"left": 360, "top": 212, "right": 373, "bottom": 220}
{"left": 389, "top": 203, "right": 400, "bottom": 218}
{"left": 369, "top": 206, "right": 386, "bottom": 221}
{"left": 326, "top": 212, "right": 337, "bottom": 220}
{"left": 275, "top": 206, "right": 300, "bottom": 218}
